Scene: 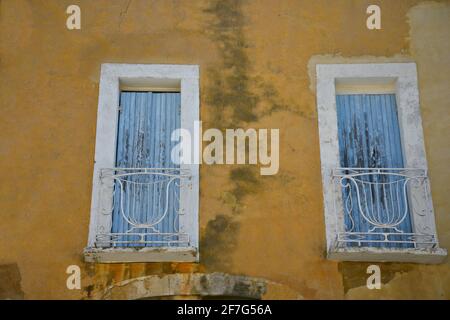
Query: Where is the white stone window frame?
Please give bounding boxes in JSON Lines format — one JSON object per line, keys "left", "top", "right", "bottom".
{"left": 85, "top": 64, "right": 199, "bottom": 263}
{"left": 316, "top": 63, "right": 446, "bottom": 264}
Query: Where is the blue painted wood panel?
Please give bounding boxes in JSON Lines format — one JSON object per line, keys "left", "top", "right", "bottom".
{"left": 111, "top": 92, "right": 181, "bottom": 247}
{"left": 336, "top": 94, "right": 413, "bottom": 248}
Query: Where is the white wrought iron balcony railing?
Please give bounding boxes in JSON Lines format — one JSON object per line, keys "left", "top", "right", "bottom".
{"left": 94, "top": 168, "right": 191, "bottom": 248}
{"left": 332, "top": 168, "right": 438, "bottom": 249}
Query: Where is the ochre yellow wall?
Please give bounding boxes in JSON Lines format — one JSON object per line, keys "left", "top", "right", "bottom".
{"left": 0, "top": 0, "right": 448, "bottom": 299}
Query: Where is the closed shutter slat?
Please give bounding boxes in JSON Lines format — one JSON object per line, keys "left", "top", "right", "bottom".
{"left": 111, "top": 91, "right": 181, "bottom": 247}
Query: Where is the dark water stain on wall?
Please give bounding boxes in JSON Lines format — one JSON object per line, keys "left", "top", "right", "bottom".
{"left": 201, "top": 0, "right": 312, "bottom": 272}
{"left": 203, "top": 0, "right": 307, "bottom": 128}
{"left": 200, "top": 214, "right": 240, "bottom": 271}
{"left": 203, "top": 0, "right": 258, "bottom": 127}
{"left": 229, "top": 166, "right": 261, "bottom": 205}
{"left": 0, "top": 263, "right": 24, "bottom": 299}
{"left": 200, "top": 166, "right": 261, "bottom": 271}
{"left": 200, "top": 0, "right": 301, "bottom": 272}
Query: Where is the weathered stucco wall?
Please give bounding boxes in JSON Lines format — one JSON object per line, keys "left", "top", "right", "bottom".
{"left": 0, "top": 0, "right": 448, "bottom": 299}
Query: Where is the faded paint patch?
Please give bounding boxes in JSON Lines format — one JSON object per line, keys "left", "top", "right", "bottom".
{"left": 0, "top": 263, "right": 24, "bottom": 299}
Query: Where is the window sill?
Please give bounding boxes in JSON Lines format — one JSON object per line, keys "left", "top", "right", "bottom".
{"left": 328, "top": 246, "right": 447, "bottom": 264}
{"left": 84, "top": 247, "right": 198, "bottom": 263}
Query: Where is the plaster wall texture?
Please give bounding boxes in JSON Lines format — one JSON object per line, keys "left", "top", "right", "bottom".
{"left": 0, "top": 0, "right": 448, "bottom": 299}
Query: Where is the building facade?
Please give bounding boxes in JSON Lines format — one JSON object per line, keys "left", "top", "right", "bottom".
{"left": 0, "top": 0, "right": 449, "bottom": 299}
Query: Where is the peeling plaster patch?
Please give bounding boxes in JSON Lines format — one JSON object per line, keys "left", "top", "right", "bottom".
{"left": 344, "top": 266, "right": 450, "bottom": 299}
{"left": 82, "top": 261, "right": 201, "bottom": 299}
{"left": 0, "top": 263, "right": 24, "bottom": 299}
{"left": 338, "top": 262, "right": 414, "bottom": 294}
{"left": 94, "top": 273, "right": 267, "bottom": 300}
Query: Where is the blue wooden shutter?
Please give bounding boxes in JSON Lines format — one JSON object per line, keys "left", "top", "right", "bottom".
{"left": 336, "top": 94, "right": 413, "bottom": 248}
{"left": 111, "top": 92, "right": 181, "bottom": 247}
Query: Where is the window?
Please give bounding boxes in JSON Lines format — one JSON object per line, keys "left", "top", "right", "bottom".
{"left": 316, "top": 63, "right": 446, "bottom": 263}
{"left": 85, "top": 64, "right": 199, "bottom": 263}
